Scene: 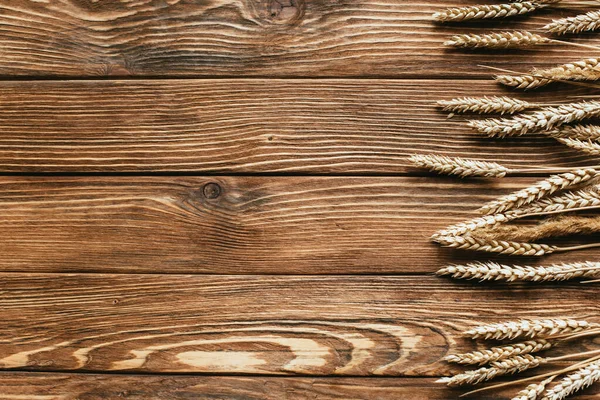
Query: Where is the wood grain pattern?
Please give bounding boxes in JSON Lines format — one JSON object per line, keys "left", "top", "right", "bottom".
{"left": 0, "top": 373, "right": 598, "bottom": 400}
{"left": 0, "top": 79, "right": 597, "bottom": 173}
{"left": 0, "top": 274, "right": 598, "bottom": 375}
{"left": 1, "top": 0, "right": 598, "bottom": 78}
{"left": 3, "top": 176, "right": 600, "bottom": 274}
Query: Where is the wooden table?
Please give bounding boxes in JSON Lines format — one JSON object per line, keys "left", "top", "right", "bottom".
{"left": 0, "top": 1, "right": 599, "bottom": 398}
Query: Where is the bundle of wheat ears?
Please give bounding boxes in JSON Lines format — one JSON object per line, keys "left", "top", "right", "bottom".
{"left": 425, "top": 2, "right": 600, "bottom": 399}
{"left": 414, "top": 3, "right": 600, "bottom": 261}
{"left": 441, "top": 319, "right": 600, "bottom": 399}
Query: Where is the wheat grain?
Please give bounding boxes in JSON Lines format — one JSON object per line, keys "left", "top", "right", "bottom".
{"left": 542, "top": 360, "right": 600, "bottom": 400}
{"left": 445, "top": 31, "right": 550, "bottom": 49}
{"left": 409, "top": 154, "right": 511, "bottom": 177}
{"left": 444, "top": 340, "right": 552, "bottom": 365}
{"left": 437, "top": 355, "right": 544, "bottom": 386}
{"left": 511, "top": 377, "right": 555, "bottom": 400}
{"left": 505, "top": 184, "right": 600, "bottom": 216}
{"left": 496, "top": 58, "right": 600, "bottom": 90}
{"left": 465, "top": 319, "right": 595, "bottom": 340}
{"left": 544, "top": 10, "right": 600, "bottom": 35}
{"left": 468, "top": 101, "right": 600, "bottom": 137}
{"left": 479, "top": 169, "right": 598, "bottom": 214}
{"left": 433, "top": 2, "right": 546, "bottom": 22}
{"left": 438, "top": 96, "right": 533, "bottom": 115}
{"left": 437, "top": 261, "right": 600, "bottom": 282}
{"left": 546, "top": 124, "right": 600, "bottom": 141}
{"left": 556, "top": 137, "right": 600, "bottom": 155}
{"left": 432, "top": 214, "right": 512, "bottom": 239}
{"left": 434, "top": 235, "right": 557, "bottom": 256}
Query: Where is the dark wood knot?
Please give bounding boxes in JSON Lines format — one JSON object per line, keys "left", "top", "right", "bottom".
{"left": 203, "top": 182, "right": 222, "bottom": 199}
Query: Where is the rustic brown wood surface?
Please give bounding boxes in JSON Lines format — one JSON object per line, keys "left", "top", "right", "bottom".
{"left": 3, "top": 0, "right": 600, "bottom": 398}
{"left": 0, "top": 79, "right": 595, "bottom": 173}
{"left": 1, "top": 0, "right": 599, "bottom": 78}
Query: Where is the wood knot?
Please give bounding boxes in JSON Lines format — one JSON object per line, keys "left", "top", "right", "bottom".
{"left": 203, "top": 182, "right": 222, "bottom": 200}
{"left": 264, "top": 0, "right": 305, "bottom": 24}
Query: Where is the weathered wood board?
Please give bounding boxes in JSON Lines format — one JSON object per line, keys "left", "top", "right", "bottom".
{"left": 0, "top": 176, "right": 599, "bottom": 274}
{"left": 0, "top": 79, "right": 596, "bottom": 173}
{"left": 0, "top": 373, "right": 598, "bottom": 399}
{"left": 0, "top": 274, "right": 598, "bottom": 375}
{"left": 0, "top": 0, "right": 598, "bottom": 78}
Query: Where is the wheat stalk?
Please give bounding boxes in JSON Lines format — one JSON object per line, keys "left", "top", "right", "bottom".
{"left": 434, "top": 235, "right": 558, "bottom": 256}
{"left": 544, "top": 10, "right": 600, "bottom": 35}
{"left": 465, "top": 319, "right": 595, "bottom": 341}
{"left": 445, "top": 340, "right": 552, "bottom": 365}
{"left": 512, "top": 377, "right": 555, "bottom": 400}
{"left": 409, "top": 154, "right": 511, "bottom": 177}
{"left": 445, "top": 31, "right": 551, "bottom": 49}
{"left": 556, "top": 137, "right": 600, "bottom": 155}
{"left": 505, "top": 184, "right": 600, "bottom": 216}
{"left": 542, "top": 360, "right": 600, "bottom": 400}
{"left": 479, "top": 169, "right": 598, "bottom": 214}
{"left": 433, "top": 2, "right": 548, "bottom": 22}
{"left": 496, "top": 58, "right": 600, "bottom": 90}
{"left": 437, "top": 261, "right": 600, "bottom": 282}
{"left": 547, "top": 124, "right": 600, "bottom": 141}
{"left": 437, "top": 355, "right": 545, "bottom": 386}
{"left": 468, "top": 101, "right": 600, "bottom": 137}
{"left": 437, "top": 96, "right": 534, "bottom": 115}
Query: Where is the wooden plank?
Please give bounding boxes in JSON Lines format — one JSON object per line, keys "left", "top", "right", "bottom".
{"left": 1, "top": 373, "right": 598, "bottom": 400}
{"left": 2, "top": 176, "right": 599, "bottom": 274}
{"left": 0, "top": 274, "right": 597, "bottom": 376}
{"left": 0, "top": 0, "right": 598, "bottom": 78}
{"left": 0, "top": 79, "right": 595, "bottom": 173}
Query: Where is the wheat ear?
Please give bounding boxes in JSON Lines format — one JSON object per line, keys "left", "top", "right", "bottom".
{"left": 437, "top": 355, "right": 544, "bottom": 386}
{"left": 479, "top": 169, "right": 598, "bottom": 215}
{"left": 437, "top": 96, "right": 533, "bottom": 115}
{"left": 409, "top": 154, "right": 511, "bottom": 178}
{"left": 465, "top": 319, "right": 595, "bottom": 340}
{"left": 542, "top": 360, "right": 600, "bottom": 400}
{"left": 433, "top": 2, "right": 547, "bottom": 22}
{"left": 445, "top": 31, "right": 550, "bottom": 49}
{"left": 556, "top": 137, "right": 600, "bottom": 155}
{"left": 432, "top": 214, "right": 512, "bottom": 239}
{"left": 468, "top": 101, "right": 600, "bottom": 137}
{"left": 434, "top": 235, "right": 557, "bottom": 256}
{"left": 495, "top": 74, "right": 553, "bottom": 90}
{"left": 444, "top": 340, "right": 552, "bottom": 365}
{"left": 546, "top": 124, "right": 600, "bottom": 141}
{"left": 437, "top": 261, "right": 600, "bottom": 282}
{"left": 511, "top": 377, "right": 555, "bottom": 400}
{"left": 505, "top": 184, "right": 600, "bottom": 216}
{"left": 496, "top": 58, "right": 600, "bottom": 90}
{"left": 544, "top": 10, "right": 600, "bottom": 35}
